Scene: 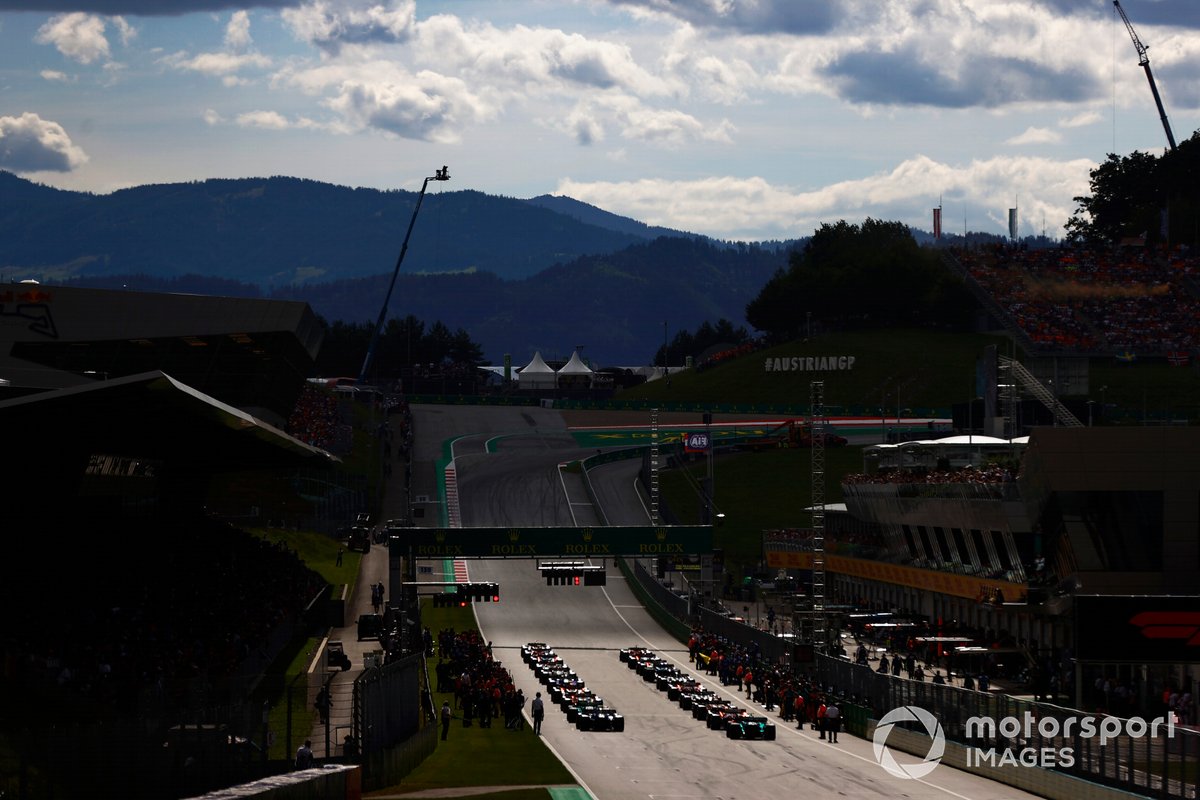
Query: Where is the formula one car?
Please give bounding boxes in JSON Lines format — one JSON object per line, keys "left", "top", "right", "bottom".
{"left": 548, "top": 677, "right": 587, "bottom": 704}
{"left": 565, "top": 693, "right": 604, "bottom": 723}
{"left": 619, "top": 647, "right": 650, "bottom": 663}
{"left": 725, "top": 715, "right": 777, "bottom": 740}
{"left": 576, "top": 707, "right": 625, "bottom": 732}
{"left": 707, "top": 705, "right": 751, "bottom": 730}
{"left": 678, "top": 688, "right": 719, "bottom": 711}
{"left": 521, "top": 643, "right": 550, "bottom": 662}
{"left": 534, "top": 660, "right": 574, "bottom": 683}
{"left": 654, "top": 667, "right": 688, "bottom": 691}
{"left": 637, "top": 657, "right": 669, "bottom": 679}
{"left": 693, "top": 698, "right": 734, "bottom": 721}
{"left": 559, "top": 687, "right": 600, "bottom": 710}
{"left": 666, "top": 679, "right": 706, "bottom": 702}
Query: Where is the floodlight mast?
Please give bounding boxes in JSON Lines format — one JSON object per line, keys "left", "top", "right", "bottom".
{"left": 1113, "top": 0, "right": 1177, "bottom": 152}
{"left": 358, "top": 166, "right": 451, "bottom": 385}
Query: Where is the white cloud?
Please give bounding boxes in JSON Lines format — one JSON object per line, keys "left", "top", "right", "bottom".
{"left": 172, "top": 50, "right": 271, "bottom": 76}
{"left": 1059, "top": 110, "right": 1103, "bottom": 128}
{"left": 35, "top": 13, "right": 110, "bottom": 65}
{"left": 323, "top": 69, "right": 494, "bottom": 143}
{"left": 225, "top": 10, "right": 251, "bottom": 51}
{"left": 282, "top": 0, "right": 415, "bottom": 54}
{"left": 413, "top": 14, "right": 676, "bottom": 98}
{"left": 203, "top": 108, "right": 223, "bottom": 125}
{"left": 1006, "top": 126, "right": 1062, "bottom": 145}
{"left": 554, "top": 154, "right": 1096, "bottom": 240}
{"left": 236, "top": 110, "right": 289, "bottom": 129}
{"left": 620, "top": 104, "right": 734, "bottom": 144}
{"left": 112, "top": 15, "right": 135, "bottom": 46}
{"left": 40, "top": 69, "right": 72, "bottom": 82}
{"left": 555, "top": 95, "right": 734, "bottom": 147}
{"left": 0, "top": 112, "right": 89, "bottom": 172}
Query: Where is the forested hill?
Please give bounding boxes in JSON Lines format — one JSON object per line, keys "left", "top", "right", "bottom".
{"left": 0, "top": 171, "right": 673, "bottom": 284}
{"left": 261, "top": 236, "right": 783, "bottom": 363}
{"left": 4, "top": 171, "right": 804, "bottom": 362}
{"left": 55, "top": 238, "right": 788, "bottom": 364}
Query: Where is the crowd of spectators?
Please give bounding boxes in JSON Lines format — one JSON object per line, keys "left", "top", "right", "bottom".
{"left": 2, "top": 519, "right": 326, "bottom": 720}
{"left": 694, "top": 339, "right": 767, "bottom": 373}
{"left": 433, "top": 628, "right": 527, "bottom": 729}
{"left": 952, "top": 243, "right": 1200, "bottom": 356}
{"left": 287, "top": 384, "right": 344, "bottom": 450}
{"left": 763, "top": 527, "right": 888, "bottom": 559}
{"left": 843, "top": 464, "right": 1017, "bottom": 485}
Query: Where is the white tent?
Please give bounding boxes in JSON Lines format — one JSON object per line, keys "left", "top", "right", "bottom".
{"left": 556, "top": 350, "right": 593, "bottom": 387}
{"left": 518, "top": 351, "right": 556, "bottom": 389}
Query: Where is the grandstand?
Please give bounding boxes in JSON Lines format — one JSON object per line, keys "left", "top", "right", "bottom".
{"left": 947, "top": 244, "right": 1200, "bottom": 359}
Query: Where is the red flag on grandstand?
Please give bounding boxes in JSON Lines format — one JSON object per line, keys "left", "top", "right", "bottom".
{"left": 932, "top": 207, "right": 942, "bottom": 239}
{"left": 1167, "top": 352, "right": 1190, "bottom": 367}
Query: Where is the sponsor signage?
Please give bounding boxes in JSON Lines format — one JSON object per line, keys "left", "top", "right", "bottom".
{"left": 765, "top": 550, "right": 1025, "bottom": 602}
{"left": 1075, "top": 595, "right": 1200, "bottom": 663}
{"left": 764, "top": 355, "right": 855, "bottom": 373}
{"left": 684, "top": 432, "right": 710, "bottom": 452}
{"left": 387, "top": 525, "right": 713, "bottom": 558}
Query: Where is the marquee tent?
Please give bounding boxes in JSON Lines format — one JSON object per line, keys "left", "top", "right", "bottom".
{"left": 518, "top": 351, "right": 556, "bottom": 389}
{"left": 556, "top": 350, "right": 593, "bottom": 387}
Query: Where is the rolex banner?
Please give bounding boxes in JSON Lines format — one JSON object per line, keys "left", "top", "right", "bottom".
{"left": 385, "top": 525, "right": 713, "bottom": 557}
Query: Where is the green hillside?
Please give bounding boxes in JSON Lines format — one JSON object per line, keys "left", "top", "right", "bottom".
{"left": 615, "top": 328, "right": 1200, "bottom": 424}
{"left": 620, "top": 329, "right": 1014, "bottom": 416}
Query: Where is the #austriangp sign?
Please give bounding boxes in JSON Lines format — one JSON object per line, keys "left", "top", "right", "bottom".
{"left": 1074, "top": 595, "right": 1200, "bottom": 663}
{"left": 387, "top": 525, "right": 714, "bottom": 558}
{"left": 764, "top": 355, "right": 855, "bottom": 373}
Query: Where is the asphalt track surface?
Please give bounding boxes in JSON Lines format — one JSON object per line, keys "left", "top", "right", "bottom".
{"left": 416, "top": 405, "right": 1041, "bottom": 800}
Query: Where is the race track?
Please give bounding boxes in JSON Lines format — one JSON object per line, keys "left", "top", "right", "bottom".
{"left": 418, "top": 404, "right": 1042, "bottom": 800}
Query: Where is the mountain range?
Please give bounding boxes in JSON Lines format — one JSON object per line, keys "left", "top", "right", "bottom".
{"left": 0, "top": 171, "right": 798, "bottom": 364}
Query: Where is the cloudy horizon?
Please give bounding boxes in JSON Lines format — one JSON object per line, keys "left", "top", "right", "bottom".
{"left": 3, "top": 0, "right": 1197, "bottom": 242}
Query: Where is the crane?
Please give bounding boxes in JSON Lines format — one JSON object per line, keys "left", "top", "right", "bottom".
{"left": 1113, "top": 0, "right": 1177, "bottom": 151}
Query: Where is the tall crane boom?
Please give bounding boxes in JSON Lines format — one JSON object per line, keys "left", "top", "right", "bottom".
{"left": 1113, "top": 0, "right": 1177, "bottom": 151}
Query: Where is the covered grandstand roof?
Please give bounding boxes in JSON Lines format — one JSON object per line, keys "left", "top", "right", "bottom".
{"left": 0, "top": 284, "right": 322, "bottom": 423}
{"left": 0, "top": 370, "right": 337, "bottom": 519}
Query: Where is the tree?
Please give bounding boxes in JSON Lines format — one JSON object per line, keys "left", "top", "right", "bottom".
{"left": 653, "top": 318, "right": 750, "bottom": 367}
{"left": 312, "top": 315, "right": 485, "bottom": 380}
{"left": 1066, "top": 130, "right": 1200, "bottom": 248}
{"left": 745, "top": 218, "right": 972, "bottom": 342}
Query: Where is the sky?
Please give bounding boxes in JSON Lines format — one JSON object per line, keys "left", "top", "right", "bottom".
{"left": 2, "top": 0, "right": 1200, "bottom": 243}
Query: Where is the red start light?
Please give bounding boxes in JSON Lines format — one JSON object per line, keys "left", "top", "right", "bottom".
{"left": 573, "top": 576, "right": 580, "bottom": 586}
{"left": 493, "top": 594, "right": 500, "bottom": 602}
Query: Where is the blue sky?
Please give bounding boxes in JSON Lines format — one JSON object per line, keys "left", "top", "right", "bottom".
{"left": 3, "top": 0, "right": 1199, "bottom": 242}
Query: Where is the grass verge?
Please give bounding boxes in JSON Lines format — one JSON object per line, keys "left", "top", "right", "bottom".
{"left": 367, "top": 601, "right": 575, "bottom": 795}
